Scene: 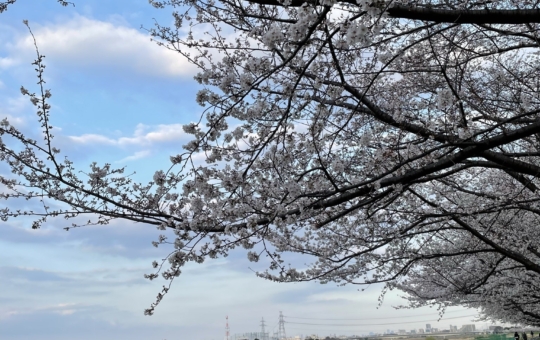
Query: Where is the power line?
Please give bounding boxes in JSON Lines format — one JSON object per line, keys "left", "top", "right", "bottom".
{"left": 284, "top": 309, "right": 473, "bottom": 321}
{"left": 284, "top": 314, "right": 478, "bottom": 327}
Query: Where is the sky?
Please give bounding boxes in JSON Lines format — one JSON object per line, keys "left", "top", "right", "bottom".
{"left": 0, "top": 1, "right": 486, "bottom": 340}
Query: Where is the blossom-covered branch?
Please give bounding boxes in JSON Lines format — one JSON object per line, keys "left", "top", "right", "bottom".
{"left": 2, "top": 0, "right": 540, "bottom": 323}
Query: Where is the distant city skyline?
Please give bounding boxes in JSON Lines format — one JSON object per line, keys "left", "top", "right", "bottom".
{"left": 224, "top": 309, "right": 496, "bottom": 340}
{"left": 232, "top": 321, "right": 510, "bottom": 340}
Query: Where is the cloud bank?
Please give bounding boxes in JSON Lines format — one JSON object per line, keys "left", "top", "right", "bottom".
{"left": 10, "top": 16, "right": 197, "bottom": 78}
{"left": 68, "top": 123, "right": 186, "bottom": 146}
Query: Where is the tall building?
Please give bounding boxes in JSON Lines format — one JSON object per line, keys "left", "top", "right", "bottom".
{"left": 426, "top": 324, "right": 432, "bottom": 333}
{"left": 234, "top": 332, "right": 267, "bottom": 340}
{"left": 461, "top": 324, "right": 476, "bottom": 333}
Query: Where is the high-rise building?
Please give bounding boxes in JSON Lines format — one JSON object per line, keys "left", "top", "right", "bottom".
{"left": 461, "top": 324, "right": 476, "bottom": 333}
{"left": 426, "top": 324, "right": 432, "bottom": 333}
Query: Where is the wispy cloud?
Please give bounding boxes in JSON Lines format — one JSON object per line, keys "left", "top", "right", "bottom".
{"left": 0, "top": 57, "right": 17, "bottom": 69}
{"left": 68, "top": 123, "right": 187, "bottom": 147}
{"left": 68, "top": 133, "right": 117, "bottom": 145}
{"left": 0, "top": 94, "right": 33, "bottom": 126}
{"left": 11, "top": 15, "right": 197, "bottom": 78}
{"left": 116, "top": 150, "right": 151, "bottom": 163}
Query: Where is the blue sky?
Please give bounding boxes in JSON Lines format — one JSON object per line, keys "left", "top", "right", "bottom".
{"left": 0, "top": 1, "right": 483, "bottom": 339}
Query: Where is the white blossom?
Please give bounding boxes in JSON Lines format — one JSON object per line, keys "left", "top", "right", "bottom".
{"left": 436, "top": 88, "right": 454, "bottom": 110}
{"left": 261, "top": 24, "right": 284, "bottom": 48}
{"left": 346, "top": 23, "right": 370, "bottom": 46}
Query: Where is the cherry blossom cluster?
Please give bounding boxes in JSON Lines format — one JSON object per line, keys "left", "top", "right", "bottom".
{"left": 2, "top": 0, "right": 540, "bottom": 322}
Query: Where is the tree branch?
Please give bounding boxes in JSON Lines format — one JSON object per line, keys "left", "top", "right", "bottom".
{"left": 242, "top": 0, "right": 540, "bottom": 24}
{"left": 388, "top": 5, "right": 540, "bottom": 24}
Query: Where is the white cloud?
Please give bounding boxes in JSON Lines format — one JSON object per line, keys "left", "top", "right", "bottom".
{"left": 0, "top": 57, "right": 17, "bottom": 70}
{"left": 116, "top": 150, "right": 151, "bottom": 163}
{"left": 1, "top": 302, "right": 88, "bottom": 320}
{"left": 68, "top": 133, "right": 116, "bottom": 145}
{"left": 12, "top": 16, "right": 197, "bottom": 78}
{"left": 68, "top": 123, "right": 187, "bottom": 147}
{"left": 1, "top": 113, "right": 26, "bottom": 128}
{"left": 0, "top": 95, "right": 32, "bottom": 128}
{"left": 126, "top": 123, "right": 185, "bottom": 144}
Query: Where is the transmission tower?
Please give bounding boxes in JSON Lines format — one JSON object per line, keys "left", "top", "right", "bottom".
{"left": 278, "top": 311, "right": 286, "bottom": 340}
{"left": 225, "top": 315, "right": 230, "bottom": 340}
{"left": 260, "top": 317, "right": 267, "bottom": 340}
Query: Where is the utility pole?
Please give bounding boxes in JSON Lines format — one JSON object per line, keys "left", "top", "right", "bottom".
{"left": 278, "top": 311, "right": 286, "bottom": 340}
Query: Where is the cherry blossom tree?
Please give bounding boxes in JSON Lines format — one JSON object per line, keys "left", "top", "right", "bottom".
{"left": 0, "top": 0, "right": 73, "bottom": 13}
{"left": 1, "top": 0, "right": 540, "bottom": 324}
